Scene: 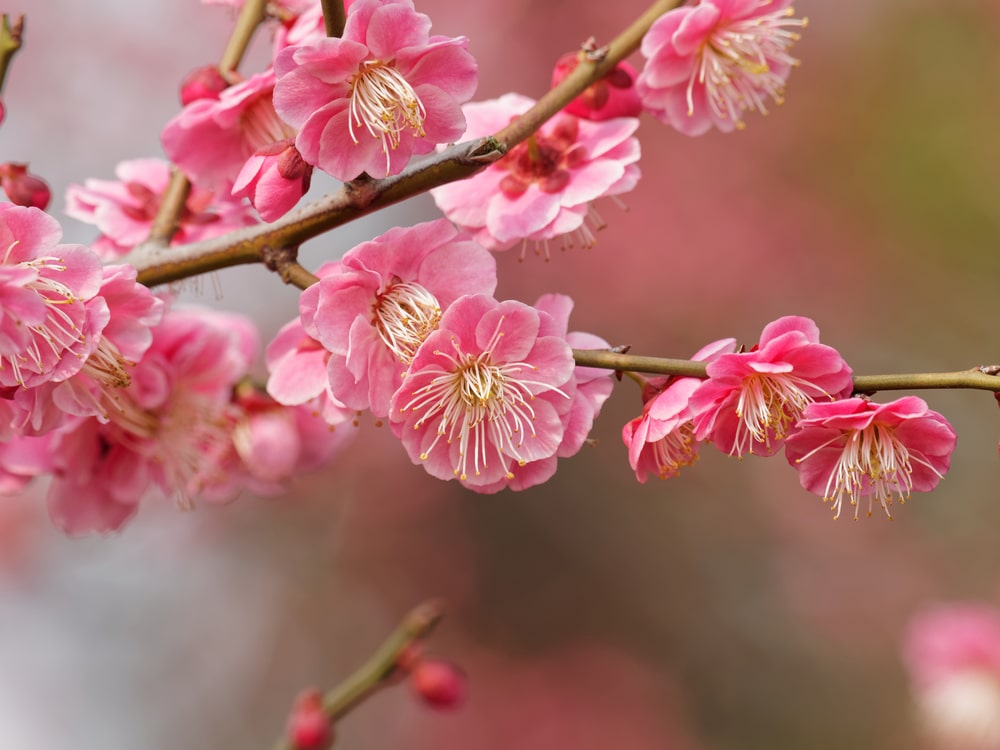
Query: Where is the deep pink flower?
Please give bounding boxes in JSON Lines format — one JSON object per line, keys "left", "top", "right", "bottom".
{"left": 232, "top": 138, "right": 313, "bottom": 221}
{"left": 623, "top": 338, "right": 737, "bottom": 482}
{"left": 637, "top": 0, "right": 807, "bottom": 135}
{"left": 902, "top": 604, "right": 1000, "bottom": 746}
{"left": 65, "top": 158, "right": 257, "bottom": 259}
{"left": 430, "top": 93, "right": 640, "bottom": 254}
{"left": 162, "top": 69, "right": 296, "bottom": 192}
{"left": 0, "top": 204, "right": 103, "bottom": 388}
{"left": 690, "top": 316, "right": 853, "bottom": 457}
{"left": 551, "top": 53, "right": 642, "bottom": 122}
{"left": 784, "top": 396, "right": 957, "bottom": 520}
{"left": 389, "top": 294, "right": 575, "bottom": 491}
{"left": 0, "top": 162, "right": 51, "bottom": 210}
{"left": 302, "top": 219, "right": 496, "bottom": 418}
{"left": 273, "top": 0, "right": 478, "bottom": 181}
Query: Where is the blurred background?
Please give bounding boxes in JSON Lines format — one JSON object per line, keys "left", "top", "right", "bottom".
{"left": 2, "top": 0, "right": 1000, "bottom": 747}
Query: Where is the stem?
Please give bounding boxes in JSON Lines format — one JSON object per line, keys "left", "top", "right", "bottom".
{"left": 0, "top": 14, "right": 25, "bottom": 95}
{"left": 320, "top": 0, "right": 346, "bottom": 38}
{"left": 571, "top": 349, "right": 1000, "bottom": 393}
{"left": 272, "top": 599, "right": 445, "bottom": 750}
{"left": 144, "top": 169, "right": 191, "bottom": 248}
{"left": 130, "top": 0, "right": 685, "bottom": 285}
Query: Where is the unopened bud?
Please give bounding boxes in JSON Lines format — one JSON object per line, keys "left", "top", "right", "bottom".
{"left": 180, "top": 65, "right": 228, "bottom": 105}
{"left": 410, "top": 659, "right": 466, "bottom": 710}
{"left": 286, "top": 689, "right": 333, "bottom": 749}
{"left": 0, "top": 163, "right": 51, "bottom": 210}
{"left": 551, "top": 52, "right": 642, "bottom": 121}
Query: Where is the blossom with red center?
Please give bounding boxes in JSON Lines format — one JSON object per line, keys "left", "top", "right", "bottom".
{"left": 232, "top": 138, "right": 313, "bottom": 221}
{"left": 65, "top": 158, "right": 257, "bottom": 259}
{"left": 622, "top": 338, "right": 737, "bottom": 482}
{"left": 301, "top": 219, "right": 496, "bottom": 418}
{"left": 162, "top": 69, "right": 296, "bottom": 192}
{"left": 902, "top": 604, "right": 1000, "bottom": 747}
{"left": 636, "top": 0, "right": 807, "bottom": 135}
{"left": 784, "top": 396, "right": 956, "bottom": 520}
{"left": 690, "top": 316, "right": 853, "bottom": 457}
{"left": 272, "top": 0, "right": 477, "bottom": 181}
{"left": 0, "top": 204, "right": 103, "bottom": 389}
{"left": 430, "top": 93, "right": 640, "bottom": 254}
{"left": 551, "top": 53, "right": 642, "bottom": 122}
{"left": 389, "top": 294, "right": 575, "bottom": 491}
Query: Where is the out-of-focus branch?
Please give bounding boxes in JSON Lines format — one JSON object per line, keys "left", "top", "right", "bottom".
{"left": 320, "top": 0, "right": 346, "bottom": 38}
{"left": 0, "top": 14, "right": 25, "bottom": 95}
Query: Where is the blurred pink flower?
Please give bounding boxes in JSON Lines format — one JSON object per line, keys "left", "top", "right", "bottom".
{"left": 302, "top": 219, "right": 496, "bottom": 418}
{"left": 389, "top": 294, "right": 575, "bottom": 491}
{"left": 272, "top": 0, "right": 477, "bottom": 181}
{"left": 430, "top": 93, "right": 640, "bottom": 254}
{"left": 785, "top": 396, "right": 956, "bottom": 520}
{"left": 65, "top": 157, "right": 257, "bottom": 259}
{"left": 552, "top": 53, "right": 642, "bottom": 122}
{"left": 903, "top": 604, "right": 1000, "bottom": 748}
{"left": 690, "top": 316, "right": 853, "bottom": 458}
{"left": 637, "top": 0, "right": 807, "bottom": 135}
{"left": 623, "top": 338, "right": 737, "bottom": 482}
{"left": 232, "top": 138, "right": 313, "bottom": 221}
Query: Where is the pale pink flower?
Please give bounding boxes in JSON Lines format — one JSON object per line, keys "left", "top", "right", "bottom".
{"left": 784, "top": 396, "right": 956, "bottom": 520}
{"left": 0, "top": 204, "right": 103, "bottom": 389}
{"left": 902, "top": 604, "right": 1000, "bottom": 748}
{"left": 551, "top": 54, "right": 642, "bottom": 122}
{"left": 637, "top": 0, "right": 807, "bottom": 135}
{"left": 232, "top": 138, "right": 313, "bottom": 221}
{"left": 161, "top": 69, "right": 296, "bottom": 192}
{"left": 302, "top": 219, "right": 496, "bottom": 418}
{"left": 622, "top": 338, "right": 737, "bottom": 482}
{"left": 272, "top": 0, "right": 477, "bottom": 181}
{"left": 65, "top": 158, "right": 257, "bottom": 259}
{"left": 389, "top": 294, "right": 575, "bottom": 491}
{"left": 690, "top": 316, "right": 853, "bottom": 457}
{"left": 430, "top": 93, "right": 641, "bottom": 254}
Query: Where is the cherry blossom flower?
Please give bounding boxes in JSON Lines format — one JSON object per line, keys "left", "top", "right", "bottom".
{"left": 636, "top": 0, "right": 807, "bottom": 135}
{"left": 622, "top": 338, "right": 737, "bottom": 482}
{"left": 0, "top": 204, "right": 104, "bottom": 389}
{"left": 551, "top": 53, "right": 642, "bottom": 122}
{"left": 232, "top": 138, "right": 313, "bottom": 221}
{"left": 690, "top": 316, "right": 853, "bottom": 457}
{"left": 430, "top": 93, "right": 640, "bottom": 254}
{"left": 272, "top": 0, "right": 478, "bottom": 181}
{"left": 302, "top": 219, "right": 496, "bottom": 418}
{"left": 784, "top": 396, "right": 957, "bottom": 520}
{"left": 65, "top": 158, "right": 257, "bottom": 259}
{"left": 902, "top": 604, "right": 1000, "bottom": 747}
{"left": 389, "top": 294, "right": 575, "bottom": 491}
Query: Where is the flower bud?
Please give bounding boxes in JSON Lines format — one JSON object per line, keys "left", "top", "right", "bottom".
{"left": 410, "top": 659, "right": 466, "bottom": 710}
{"left": 551, "top": 52, "right": 641, "bottom": 121}
{"left": 0, "top": 163, "right": 51, "bottom": 210}
{"left": 180, "top": 65, "right": 228, "bottom": 105}
{"left": 286, "top": 689, "right": 332, "bottom": 749}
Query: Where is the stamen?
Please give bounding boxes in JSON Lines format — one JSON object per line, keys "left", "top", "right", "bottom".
{"left": 349, "top": 60, "right": 426, "bottom": 174}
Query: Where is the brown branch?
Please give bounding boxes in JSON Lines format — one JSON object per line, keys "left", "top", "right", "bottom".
{"left": 0, "top": 14, "right": 25, "bottom": 96}
{"left": 320, "top": 0, "right": 346, "bottom": 38}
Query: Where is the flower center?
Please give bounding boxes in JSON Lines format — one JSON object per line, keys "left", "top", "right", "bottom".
{"left": 733, "top": 371, "right": 816, "bottom": 455}
{"left": 348, "top": 60, "right": 426, "bottom": 168}
{"left": 499, "top": 117, "right": 583, "bottom": 198}
{"left": 651, "top": 422, "right": 698, "bottom": 479}
{"left": 688, "top": 6, "right": 807, "bottom": 128}
{"left": 240, "top": 93, "right": 297, "bottom": 154}
{"left": 372, "top": 280, "right": 441, "bottom": 364}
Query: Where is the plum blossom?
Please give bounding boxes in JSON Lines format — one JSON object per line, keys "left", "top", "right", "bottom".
{"left": 690, "top": 316, "right": 853, "bottom": 457}
{"left": 551, "top": 53, "right": 642, "bottom": 122}
{"left": 302, "top": 219, "right": 496, "bottom": 418}
{"left": 637, "top": 0, "right": 807, "bottom": 135}
{"left": 0, "top": 204, "right": 104, "bottom": 389}
{"left": 389, "top": 294, "right": 575, "bottom": 491}
{"left": 273, "top": 0, "right": 478, "bottom": 181}
{"left": 622, "top": 338, "right": 737, "bottom": 482}
{"left": 430, "top": 93, "right": 641, "bottom": 254}
{"left": 902, "top": 604, "right": 1000, "bottom": 748}
{"left": 0, "top": 162, "right": 51, "bottom": 210}
{"left": 784, "top": 396, "right": 957, "bottom": 520}
{"left": 232, "top": 138, "right": 313, "bottom": 221}
{"left": 65, "top": 158, "right": 257, "bottom": 259}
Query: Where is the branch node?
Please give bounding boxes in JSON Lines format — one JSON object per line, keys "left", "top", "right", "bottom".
{"left": 467, "top": 136, "right": 507, "bottom": 164}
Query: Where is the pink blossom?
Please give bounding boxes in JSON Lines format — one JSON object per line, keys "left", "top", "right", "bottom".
{"left": 302, "top": 219, "right": 496, "bottom": 418}
{"left": 430, "top": 93, "right": 641, "bottom": 254}
{"left": 551, "top": 53, "right": 642, "bottom": 122}
{"left": 389, "top": 294, "right": 575, "bottom": 491}
{"left": 784, "top": 396, "right": 957, "bottom": 520}
{"left": 232, "top": 138, "right": 313, "bottom": 221}
{"left": 902, "top": 604, "right": 1000, "bottom": 747}
{"left": 0, "top": 204, "right": 104, "bottom": 389}
{"left": 623, "top": 338, "right": 737, "bottom": 482}
{"left": 161, "top": 70, "right": 296, "bottom": 192}
{"left": 690, "top": 316, "right": 853, "bottom": 457}
{"left": 0, "top": 162, "right": 51, "bottom": 210}
{"left": 636, "top": 0, "right": 807, "bottom": 135}
{"left": 272, "top": 0, "right": 478, "bottom": 181}
{"left": 65, "top": 158, "right": 257, "bottom": 259}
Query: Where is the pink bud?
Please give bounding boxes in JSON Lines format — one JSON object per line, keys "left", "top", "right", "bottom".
{"left": 0, "top": 163, "right": 51, "bottom": 210}
{"left": 180, "top": 65, "right": 228, "bottom": 105}
{"left": 410, "top": 659, "right": 466, "bottom": 710}
{"left": 551, "top": 52, "right": 642, "bottom": 121}
{"left": 286, "top": 689, "right": 332, "bottom": 749}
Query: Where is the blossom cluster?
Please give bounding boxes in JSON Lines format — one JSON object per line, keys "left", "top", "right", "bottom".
{"left": 622, "top": 316, "right": 958, "bottom": 520}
